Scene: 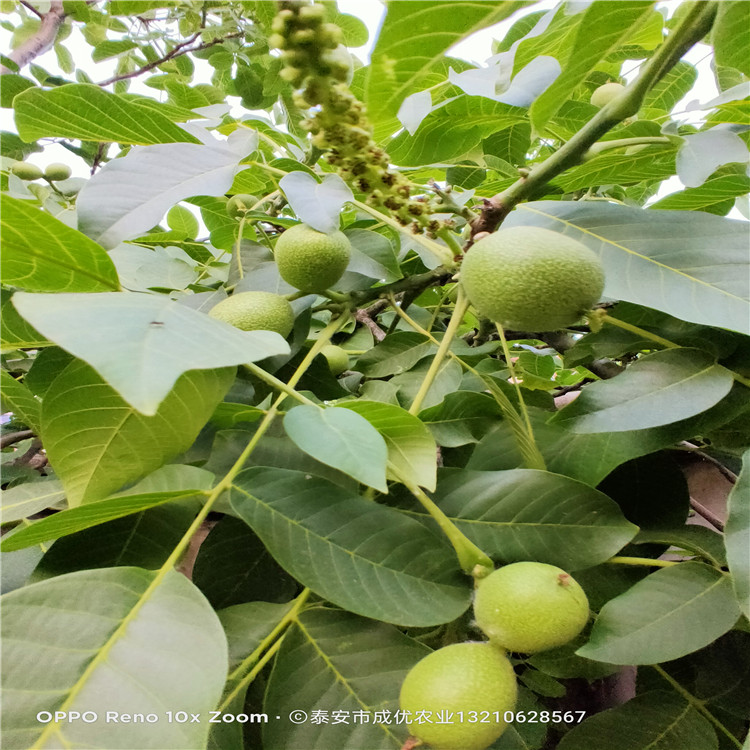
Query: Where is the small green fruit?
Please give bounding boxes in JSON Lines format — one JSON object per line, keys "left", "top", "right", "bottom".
{"left": 460, "top": 226, "right": 605, "bottom": 331}
{"left": 590, "top": 82, "right": 625, "bottom": 108}
{"left": 274, "top": 223, "right": 351, "bottom": 292}
{"left": 208, "top": 291, "right": 295, "bottom": 337}
{"left": 10, "top": 162, "right": 43, "bottom": 181}
{"left": 399, "top": 642, "right": 517, "bottom": 750}
{"left": 226, "top": 194, "right": 258, "bottom": 218}
{"left": 44, "top": 163, "right": 72, "bottom": 181}
{"left": 474, "top": 562, "right": 590, "bottom": 653}
{"left": 321, "top": 344, "right": 349, "bottom": 375}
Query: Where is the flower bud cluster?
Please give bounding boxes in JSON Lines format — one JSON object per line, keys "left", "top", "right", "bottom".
{"left": 272, "top": 1, "right": 438, "bottom": 234}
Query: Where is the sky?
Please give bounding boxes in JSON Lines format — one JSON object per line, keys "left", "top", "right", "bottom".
{"left": 0, "top": 0, "right": 733, "bottom": 209}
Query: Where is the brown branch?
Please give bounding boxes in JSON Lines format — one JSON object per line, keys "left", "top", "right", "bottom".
{"left": 355, "top": 307, "right": 386, "bottom": 342}
{"left": 96, "top": 31, "right": 242, "bottom": 86}
{"left": 690, "top": 498, "right": 725, "bottom": 532}
{"left": 1, "top": 0, "right": 65, "bottom": 75}
{"left": 0, "top": 430, "right": 34, "bottom": 449}
{"left": 19, "top": 0, "right": 44, "bottom": 19}
{"left": 676, "top": 442, "right": 738, "bottom": 484}
{"left": 351, "top": 266, "right": 454, "bottom": 305}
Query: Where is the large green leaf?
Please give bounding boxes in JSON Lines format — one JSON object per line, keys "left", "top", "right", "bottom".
{"left": 1, "top": 567, "right": 227, "bottom": 749}
{"left": 577, "top": 562, "right": 741, "bottom": 665}
{"left": 403, "top": 468, "right": 637, "bottom": 571}
{"left": 39, "top": 359, "right": 232, "bottom": 506}
{"left": 14, "top": 84, "right": 200, "bottom": 144}
{"left": 263, "top": 608, "right": 428, "bottom": 750}
{"left": 725, "top": 448, "right": 750, "bottom": 618}
{"left": 530, "top": 1, "right": 655, "bottom": 134}
{"left": 504, "top": 202, "right": 750, "bottom": 335}
{"left": 387, "top": 97, "right": 527, "bottom": 166}
{"left": 356, "top": 331, "right": 435, "bottom": 378}
{"left": 13, "top": 292, "right": 287, "bottom": 415}
{"left": 551, "top": 349, "right": 734, "bottom": 433}
{"left": 469, "top": 386, "right": 750, "bottom": 486}
{"left": 0, "top": 480, "right": 64, "bottom": 525}
{"left": 283, "top": 405, "right": 389, "bottom": 492}
{"left": 365, "top": 1, "right": 527, "bottom": 136}
{"left": 76, "top": 131, "right": 256, "bottom": 248}
{"left": 192, "top": 516, "right": 296, "bottom": 609}
{"left": 419, "top": 391, "right": 503, "bottom": 447}
{"left": 1, "top": 289, "right": 48, "bottom": 352}
{"left": 713, "top": 1, "right": 750, "bottom": 77}
{"left": 30, "top": 502, "right": 200, "bottom": 580}
{"left": 0, "top": 370, "right": 41, "bottom": 434}
{"left": 0, "top": 195, "right": 120, "bottom": 293}
{"left": 230, "top": 467, "right": 470, "bottom": 627}
{"left": 338, "top": 400, "right": 437, "bottom": 491}
{"left": 557, "top": 691, "right": 718, "bottom": 750}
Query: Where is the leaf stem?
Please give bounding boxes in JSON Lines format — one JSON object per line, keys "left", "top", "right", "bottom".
{"left": 495, "top": 323, "right": 535, "bottom": 443}
{"left": 599, "top": 313, "right": 679, "bottom": 349}
{"left": 397, "top": 472, "right": 493, "bottom": 575}
{"left": 651, "top": 664, "right": 743, "bottom": 749}
{"left": 222, "top": 588, "right": 312, "bottom": 706}
{"left": 388, "top": 296, "right": 546, "bottom": 470}
{"left": 606, "top": 556, "right": 679, "bottom": 568}
{"left": 409, "top": 290, "right": 468, "bottom": 415}
{"left": 234, "top": 215, "right": 248, "bottom": 281}
{"left": 242, "top": 363, "right": 316, "bottom": 406}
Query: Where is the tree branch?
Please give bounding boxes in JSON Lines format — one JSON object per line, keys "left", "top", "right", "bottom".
{"left": 1, "top": 0, "right": 65, "bottom": 75}
{"left": 0, "top": 430, "right": 34, "bottom": 449}
{"left": 351, "top": 266, "right": 454, "bottom": 305}
{"left": 469, "top": 1, "right": 718, "bottom": 239}
{"left": 96, "top": 31, "right": 242, "bottom": 86}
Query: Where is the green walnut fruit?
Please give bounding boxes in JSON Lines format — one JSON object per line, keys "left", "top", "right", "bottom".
{"left": 321, "top": 344, "right": 349, "bottom": 375}
{"left": 460, "top": 226, "right": 605, "bottom": 331}
{"left": 10, "top": 162, "right": 43, "bottom": 181}
{"left": 399, "top": 642, "right": 517, "bottom": 750}
{"left": 226, "top": 193, "right": 258, "bottom": 218}
{"left": 208, "top": 291, "right": 295, "bottom": 337}
{"left": 274, "top": 223, "right": 351, "bottom": 292}
{"left": 44, "top": 163, "right": 72, "bottom": 181}
{"left": 474, "top": 562, "right": 590, "bottom": 653}
{"left": 590, "top": 82, "right": 625, "bottom": 108}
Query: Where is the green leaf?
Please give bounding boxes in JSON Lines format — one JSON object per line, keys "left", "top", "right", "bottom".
{"left": 91, "top": 39, "right": 138, "bottom": 62}
{"left": 556, "top": 691, "right": 718, "bottom": 750}
{"left": 419, "top": 391, "right": 503, "bottom": 447}
{"left": 0, "top": 480, "right": 65, "bottom": 524}
{"left": 337, "top": 400, "right": 437, "bottom": 491}
{"left": 39, "top": 359, "right": 232, "bottom": 506}
{"left": 641, "top": 61, "right": 698, "bottom": 115}
{"left": 577, "top": 562, "right": 741, "bottom": 665}
{"left": 76, "top": 132, "right": 256, "bottom": 248}
{"left": 0, "top": 370, "right": 41, "bottom": 434}
{"left": 634, "top": 526, "right": 726, "bottom": 568}
{"left": 0, "top": 74, "right": 35, "bottom": 108}
{"left": 387, "top": 97, "right": 527, "bottom": 166}
{"left": 13, "top": 292, "right": 287, "bottom": 415}
{"left": 726, "top": 448, "right": 750, "bottom": 618}
{"left": 1, "top": 288, "right": 48, "bottom": 352}
{"left": 408, "top": 468, "right": 637, "bottom": 571}
{"left": 356, "top": 331, "right": 435, "bottom": 378}
{"left": 1, "top": 195, "right": 120, "bottom": 292}
{"left": 650, "top": 167, "right": 750, "bottom": 214}
{"left": 1, "top": 567, "right": 227, "bottom": 750}
{"left": 529, "top": 2, "right": 654, "bottom": 134}
{"left": 230, "top": 467, "right": 470, "bottom": 627}
{"left": 166, "top": 203, "right": 199, "bottom": 238}
{"left": 365, "top": 1, "right": 526, "bottom": 136}
{"left": 505, "top": 202, "right": 750, "bottom": 335}
{"left": 283, "top": 405, "right": 389, "bottom": 492}
{"left": 31, "top": 501, "right": 199, "bottom": 579}
{"left": 14, "top": 84, "right": 199, "bottom": 144}
{"left": 263, "top": 608, "right": 428, "bottom": 750}
{"left": 391, "top": 358, "right": 463, "bottom": 411}
{"left": 551, "top": 349, "right": 735, "bottom": 433}
{"left": 192, "top": 516, "right": 296, "bottom": 609}
{"left": 713, "top": 1, "right": 750, "bottom": 77}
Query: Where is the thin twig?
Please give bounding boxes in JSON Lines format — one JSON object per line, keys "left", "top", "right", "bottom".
{"left": 675, "top": 442, "right": 738, "bottom": 484}
{"left": 355, "top": 308, "right": 386, "bottom": 342}
{"left": 690, "top": 498, "right": 725, "bottom": 532}
{"left": 96, "top": 31, "right": 242, "bottom": 86}
{"left": 0, "top": 430, "right": 34, "bottom": 449}
{"left": 19, "top": 0, "right": 44, "bottom": 19}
